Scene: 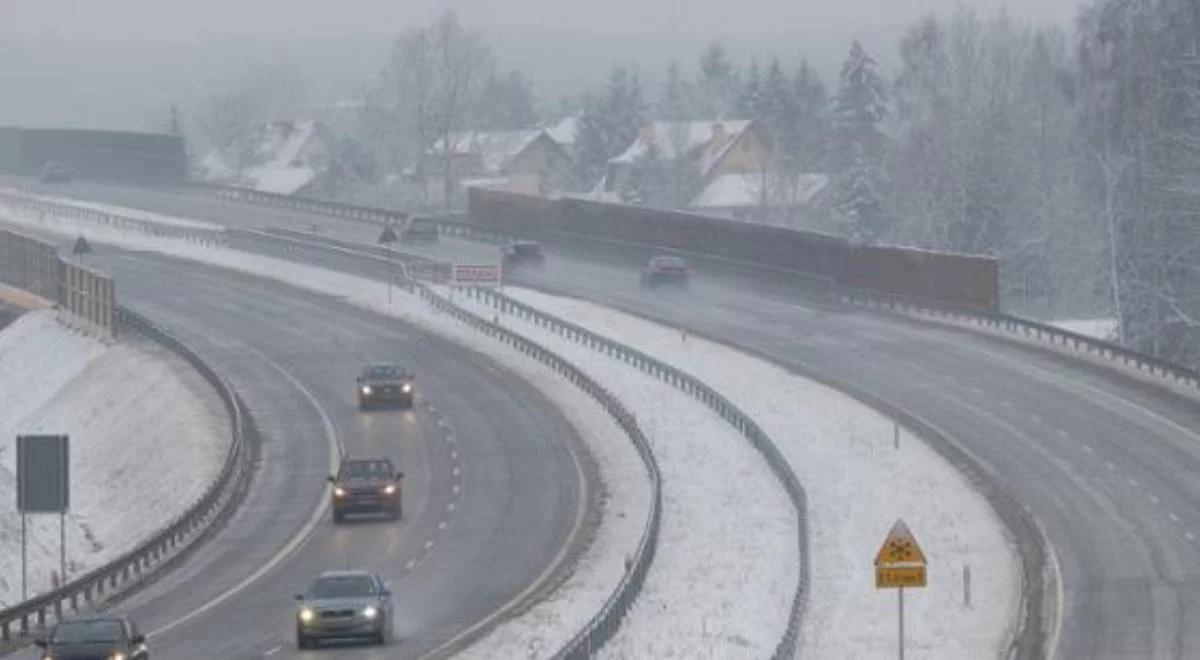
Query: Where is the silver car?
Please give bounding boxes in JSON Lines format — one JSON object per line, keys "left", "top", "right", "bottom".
{"left": 295, "top": 570, "right": 394, "bottom": 648}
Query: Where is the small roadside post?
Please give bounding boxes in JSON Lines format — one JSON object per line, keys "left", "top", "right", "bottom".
{"left": 377, "top": 226, "right": 398, "bottom": 304}
{"left": 875, "top": 518, "right": 927, "bottom": 660}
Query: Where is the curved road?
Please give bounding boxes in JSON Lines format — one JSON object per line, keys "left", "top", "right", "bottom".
{"left": 1, "top": 242, "right": 588, "bottom": 658}
{"left": 23, "top": 179, "right": 1200, "bottom": 659}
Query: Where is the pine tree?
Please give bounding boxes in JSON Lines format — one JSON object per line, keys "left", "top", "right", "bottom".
{"left": 696, "top": 41, "right": 739, "bottom": 117}
{"left": 739, "top": 59, "right": 763, "bottom": 118}
{"left": 793, "top": 61, "right": 830, "bottom": 171}
{"left": 832, "top": 40, "right": 888, "bottom": 171}
{"left": 574, "top": 65, "right": 646, "bottom": 189}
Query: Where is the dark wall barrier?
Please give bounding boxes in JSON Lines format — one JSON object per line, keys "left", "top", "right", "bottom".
{"left": 0, "top": 127, "right": 185, "bottom": 184}
{"left": 469, "top": 188, "right": 999, "bottom": 310}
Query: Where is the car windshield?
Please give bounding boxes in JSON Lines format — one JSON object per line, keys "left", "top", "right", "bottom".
{"left": 365, "top": 364, "right": 403, "bottom": 379}
{"left": 653, "top": 257, "right": 686, "bottom": 269}
{"left": 53, "top": 620, "right": 123, "bottom": 644}
{"left": 339, "top": 460, "right": 392, "bottom": 480}
{"left": 514, "top": 243, "right": 539, "bottom": 254}
{"left": 308, "top": 575, "right": 376, "bottom": 599}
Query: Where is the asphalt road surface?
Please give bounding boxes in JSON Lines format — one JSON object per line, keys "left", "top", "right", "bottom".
{"left": 15, "top": 178, "right": 1200, "bottom": 658}
{"left": 0, "top": 239, "right": 588, "bottom": 659}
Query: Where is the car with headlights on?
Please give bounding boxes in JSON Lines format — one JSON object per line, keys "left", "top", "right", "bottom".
{"left": 329, "top": 458, "right": 404, "bottom": 522}
{"left": 35, "top": 615, "right": 149, "bottom": 659}
{"left": 39, "top": 162, "right": 73, "bottom": 184}
{"left": 357, "top": 362, "right": 414, "bottom": 410}
{"left": 295, "top": 570, "right": 394, "bottom": 648}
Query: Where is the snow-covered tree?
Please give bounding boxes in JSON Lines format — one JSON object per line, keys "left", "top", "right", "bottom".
{"left": 832, "top": 40, "right": 888, "bottom": 170}
{"left": 574, "top": 65, "right": 645, "bottom": 188}
{"left": 695, "top": 41, "right": 740, "bottom": 117}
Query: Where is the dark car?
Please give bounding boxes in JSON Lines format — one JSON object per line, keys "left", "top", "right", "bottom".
{"left": 501, "top": 240, "right": 544, "bottom": 266}
{"left": 36, "top": 615, "right": 149, "bottom": 659}
{"left": 329, "top": 458, "right": 404, "bottom": 522}
{"left": 640, "top": 255, "right": 690, "bottom": 288}
{"left": 357, "top": 363, "right": 414, "bottom": 410}
{"left": 295, "top": 570, "right": 394, "bottom": 648}
{"left": 40, "top": 162, "right": 73, "bottom": 184}
{"left": 399, "top": 216, "right": 439, "bottom": 244}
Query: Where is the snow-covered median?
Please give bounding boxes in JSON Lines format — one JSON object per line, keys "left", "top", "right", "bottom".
{"left": 500, "top": 288, "right": 1023, "bottom": 659}
{"left": 0, "top": 311, "right": 230, "bottom": 608}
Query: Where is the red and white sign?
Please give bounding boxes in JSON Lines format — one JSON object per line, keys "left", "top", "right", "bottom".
{"left": 451, "top": 263, "right": 503, "bottom": 287}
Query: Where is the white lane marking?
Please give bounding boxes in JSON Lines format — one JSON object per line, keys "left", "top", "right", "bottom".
{"left": 450, "top": 450, "right": 458, "bottom": 460}
{"left": 438, "top": 521, "right": 447, "bottom": 530}
{"left": 1105, "top": 461, "right": 1115, "bottom": 471}
{"left": 405, "top": 559, "right": 416, "bottom": 570}
{"left": 436, "top": 418, "right": 447, "bottom": 428}
{"left": 1187, "top": 532, "right": 1196, "bottom": 542}
{"left": 452, "top": 485, "right": 461, "bottom": 495}
{"left": 1057, "top": 429, "right": 1069, "bottom": 438}
{"left": 1040, "top": 515, "right": 1066, "bottom": 660}
{"left": 263, "top": 645, "right": 282, "bottom": 656}
{"left": 447, "top": 503, "right": 456, "bottom": 512}
{"left": 1151, "top": 495, "right": 1161, "bottom": 505}
{"left": 1170, "top": 513, "right": 1181, "bottom": 523}
{"left": 446, "top": 434, "right": 456, "bottom": 444}
{"left": 151, "top": 350, "right": 341, "bottom": 638}
{"left": 452, "top": 467, "right": 461, "bottom": 477}
{"left": 1031, "top": 413, "right": 1043, "bottom": 423}
{"left": 1128, "top": 478, "right": 1139, "bottom": 488}
{"left": 1082, "top": 445, "right": 1094, "bottom": 455}
{"left": 424, "top": 540, "right": 434, "bottom": 550}
{"left": 971, "top": 387, "right": 985, "bottom": 396}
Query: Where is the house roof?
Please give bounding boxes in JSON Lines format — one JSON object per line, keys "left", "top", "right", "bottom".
{"left": 545, "top": 115, "right": 579, "bottom": 146}
{"left": 246, "top": 166, "right": 316, "bottom": 195}
{"left": 256, "top": 119, "right": 320, "bottom": 169}
{"left": 429, "top": 130, "right": 546, "bottom": 175}
{"left": 609, "top": 120, "right": 753, "bottom": 176}
{"left": 691, "top": 172, "right": 830, "bottom": 209}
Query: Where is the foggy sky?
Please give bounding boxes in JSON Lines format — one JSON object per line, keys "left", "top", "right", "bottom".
{"left": 6, "top": 0, "right": 1085, "bottom": 38}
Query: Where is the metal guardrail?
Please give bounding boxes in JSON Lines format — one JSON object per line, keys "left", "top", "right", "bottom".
{"left": 407, "top": 282, "right": 663, "bottom": 659}
{"left": 462, "top": 286, "right": 810, "bottom": 660}
{"left": 198, "top": 183, "right": 407, "bottom": 226}
{"left": 834, "top": 285, "right": 1200, "bottom": 392}
{"left": 0, "top": 190, "right": 227, "bottom": 246}
{"left": 0, "top": 307, "right": 250, "bottom": 643}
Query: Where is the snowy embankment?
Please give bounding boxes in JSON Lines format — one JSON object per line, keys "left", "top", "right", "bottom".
{"left": 0, "top": 311, "right": 230, "bottom": 608}
{"left": 0, "top": 207, "right": 655, "bottom": 658}
{"left": 1050, "top": 317, "right": 1118, "bottom": 342}
{"left": 1, "top": 188, "right": 221, "bottom": 231}
{"left": 498, "top": 288, "right": 1023, "bottom": 659}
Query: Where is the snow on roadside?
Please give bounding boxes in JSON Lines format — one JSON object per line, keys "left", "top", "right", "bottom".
{"left": 1050, "top": 318, "right": 1118, "bottom": 342}
{"left": 0, "top": 206, "right": 656, "bottom": 659}
{"left": 502, "top": 287, "right": 1022, "bottom": 659}
{"left": 0, "top": 310, "right": 231, "bottom": 608}
{"left": 1, "top": 188, "right": 223, "bottom": 231}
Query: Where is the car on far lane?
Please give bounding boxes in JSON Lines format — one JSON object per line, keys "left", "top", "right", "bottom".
{"left": 329, "top": 457, "right": 404, "bottom": 522}
{"left": 36, "top": 615, "right": 149, "bottom": 659}
{"left": 640, "top": 254, "right": 690, "bottom": 289}
{"left": 501, "top": 240, "right": 544, "bottom": 267}
{"left": 39, "top": 162, "right": 73, "bottom": 184}
{"left": 357, "top": 362, "right": 414, "bottom": 410}
{"left": 399, "top": 216, "right": 439, "bottom": 244}
{"left": 295, "top": 570, "right": 394, "bottom": 649}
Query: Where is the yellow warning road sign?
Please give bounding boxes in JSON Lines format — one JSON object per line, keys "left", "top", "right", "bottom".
{"left": 874, "top": 519, "right": 927, "bottom": 566}
{"left": 875, "top": 519, "right": 927, "bottom": 590}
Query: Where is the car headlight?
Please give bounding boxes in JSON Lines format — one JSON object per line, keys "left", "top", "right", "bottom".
{"left": 333, "top": 487, "right": 347, "bottom": 497}
{"left": 401, "top": 383, "right": 412, "bottom": 393}
{"left": 110, "top": 653, "right": 126, "bottom": 660}
{"left": 383, "top": 484, "right": 396, "bottom": 495}
{"left": 361, "top": 385, "right": 372, "bottom": 395}
{"left": 299, "top": 607, "right": 315, "bottom": 623}
{"left": 362, "top": 606, "right": 378, "bottom": 619}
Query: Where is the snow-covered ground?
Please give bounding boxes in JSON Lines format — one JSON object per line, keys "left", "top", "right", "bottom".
{"left": 1051, "top": 317, "right": 1118, "bottom": 342}
{"left": 0, "top": 201, "right": 1019, "bottom": 658}
{"left": 0, "top": 188, "right": 222, "bottom": 231}
{"left": 0, "top": 310, "right": 231, "bottom": 608}
{"left": 497, "top": 288, "right": 1022, "bottom": 659}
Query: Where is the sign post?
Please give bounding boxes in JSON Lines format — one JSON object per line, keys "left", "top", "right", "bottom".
{"left": 450, "top": 264, "right": 503, "bottom": 288}
{"left": 874, "top": 519, "right": 927, "bottom": 660}
{"left": 16, "top": 434, "right": 70, "bottom": 599}
{"left": 377, "top": 226, "right": 399, "bottom": 305}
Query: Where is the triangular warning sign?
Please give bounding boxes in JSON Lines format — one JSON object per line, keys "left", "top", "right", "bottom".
{"left": 874, "top": 519, "right": 927, "bottom": 566}
{"left": 72, "top": 235, "right": 93, "bottom": 256}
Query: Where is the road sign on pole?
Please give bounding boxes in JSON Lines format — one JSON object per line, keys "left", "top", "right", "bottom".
{"left": 875, "top": 519, "right": 927, "bottom": 660}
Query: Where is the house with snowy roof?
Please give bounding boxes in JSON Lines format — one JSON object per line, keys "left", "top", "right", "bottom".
{"left": 202, "top": 119, "right": 333, "bottom": 196}
{"left": 689, "top": 172, "right": 831, "bottom": 223}
{"left": 598, "top": 120, "right": 768, "bottom": 196}
{"left": 422, "top": 129, "right": 572, "bottom": 195}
